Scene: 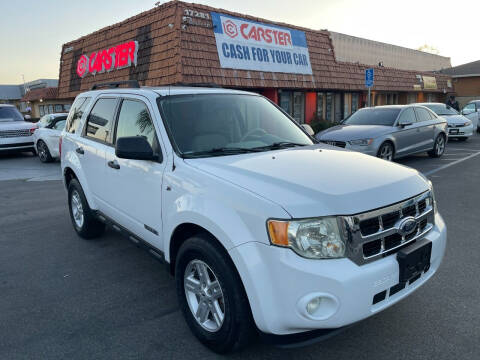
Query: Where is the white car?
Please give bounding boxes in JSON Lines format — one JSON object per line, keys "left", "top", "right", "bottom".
{"left": 461, "top": 100, "right": 480, "bottom": 132}
{"left": 417, "top": 103, "right": 474, "bottom": 141}
{"left": 33, "top": 113, "right": 68, "bottom": 162}
{"left": 0, "top": 104, "right": 37, "bottom": 154}
{"left": 61, "top": 83, "right": 447, "bottom": 353}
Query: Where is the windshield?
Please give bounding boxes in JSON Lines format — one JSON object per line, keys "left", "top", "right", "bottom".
{"left": 422, "top": 104, "right": 459, "bottom": 116}
{"left": 344, "top": 108, "right": 401, "bottom": 126}
{"left": 158, "top": 94, "right": 313, "bottom": 157}
{"left": 0, "top": 106, "right": 24, "bottom": 122}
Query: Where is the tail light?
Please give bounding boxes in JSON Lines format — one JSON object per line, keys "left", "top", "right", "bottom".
{"left": 29, "top": 126, "right": 37, "bottom": 135}
{"left": 59, "top": 136, "right": 63, "bottom": 157}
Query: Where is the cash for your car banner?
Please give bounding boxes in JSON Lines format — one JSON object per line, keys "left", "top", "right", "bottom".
{"left": 211, "top": 12, "right": 313, "bottom": 75}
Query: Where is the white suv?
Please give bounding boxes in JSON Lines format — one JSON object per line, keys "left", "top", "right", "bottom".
{"left": 61, "top": 82, "right": 447, "bottom": 353}
{"left": 0, "top": 104, "right": 37, "bottom": 154}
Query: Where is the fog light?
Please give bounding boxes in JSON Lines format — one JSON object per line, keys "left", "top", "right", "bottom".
{"left": 306, "top": 297, "right": 322, "bottom": 315}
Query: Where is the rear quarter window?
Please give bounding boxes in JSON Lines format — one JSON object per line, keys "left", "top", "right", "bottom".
{"left": 66, "top": 97, "right": 92, "bottom": 134}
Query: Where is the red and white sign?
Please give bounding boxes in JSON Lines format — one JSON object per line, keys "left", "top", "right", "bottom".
{"left": 76, "top": 41, "right": 139, "bottom": 78}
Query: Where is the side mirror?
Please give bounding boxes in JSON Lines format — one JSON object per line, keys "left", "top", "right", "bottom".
{"left": 398, "top": 119, "right": 413, "bottom": 127}
{"left": 24, "top": 115, "right": 31, "bottom": 121}
{"left": 115, "top": 136, "right": 156, "bottom": 161}
{"left": 301, "top": 124, "right": 315, "bottom": 136}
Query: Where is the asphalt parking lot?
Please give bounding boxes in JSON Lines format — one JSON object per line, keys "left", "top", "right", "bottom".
{"left": 1, "top": 135, "right": 479, "bottom": 359}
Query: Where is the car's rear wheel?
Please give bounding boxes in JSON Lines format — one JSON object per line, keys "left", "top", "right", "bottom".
{"left": 175, "top": 234, "right": 254, "bottom": 353}
{"left": 37, "top": 140, "right": 53, "bottom": 163}
{"left": 377, "top": 142, "right": 394, "bottom": 161}
{"left": 68, "top": 179, "right": 105, "bottom": 239}
{"left": 428, "top": 134, "right": 446, "bottom": 158}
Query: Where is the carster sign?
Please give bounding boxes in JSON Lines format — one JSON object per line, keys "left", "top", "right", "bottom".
{"left": 76, "top": 41, "right": 139, "bottom": 78}
{"left": 211, "top": 12, "right": 312, "bottom": 75}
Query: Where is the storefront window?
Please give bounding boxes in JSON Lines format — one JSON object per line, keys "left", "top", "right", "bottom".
{"left": 352, "top": 93, "right": 359, "bottom": 113}
{"left": 326, "top": 93, "right": 333, "bottom": 122}
{"left": 292, "top": 92, "right": 305, "bottom": 123}
{"left": 407, "top": 93, "right": 417, "bottom": 104}
{"left": 55, "top": 104, "right": 63, "bottom": 113}
{"left": 279, "top": 91, "right": 292, "bottom": 116}
{"left": 39, "top": 105, "right": 44, "bottom": 116}
{"left": 334, "top": 93, "right": 342, "bottom": 122}
{"left": 317, "top": 93, "right": 324, "bottom": 120}
{"left": 64, "top": 104, "right": 72, "bottom": 112}
{"left": 48, "top": 105, "right": 54, "bottom": 114}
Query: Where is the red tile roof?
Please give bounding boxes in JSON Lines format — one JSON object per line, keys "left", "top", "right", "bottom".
{"left": 22, "top": 87, "right": 58, "bottom": 102}
{"left": 57, "top": 0, "right": 452, "bottom": 99}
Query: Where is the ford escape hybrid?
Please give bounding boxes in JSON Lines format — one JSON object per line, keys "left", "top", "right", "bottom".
{"left": 61, "top": 82, "right": 447, "bottom": 353}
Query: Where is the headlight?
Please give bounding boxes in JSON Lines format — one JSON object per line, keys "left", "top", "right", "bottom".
{"left": 267, "top": 217, "right": 346, "bottom": 259}
{"left": 462, "top": 121, "right": 472, "bottom": 127}
{"left": 427, "top": 180, "right": 438, "bottom": 214}
{"left": 348, "top": 138, "right": 373, "bottom": 146}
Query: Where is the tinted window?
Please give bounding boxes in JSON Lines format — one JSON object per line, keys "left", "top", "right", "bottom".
{"left": 85, "top": 98, "right": 117, "bottom": 143}
{"left": 463, "top": 103, "right": 475, "bottom": 113}
{"left": 423, "top": 104, "right": 458, "bottom": 116}
{"left": 158, "top": 94, "right": 313, "bottom": 156}
{"left": 53, "top": 119, "right": 66, "bottom": 131}
{"left": 115, "top": 100, "right": 161, "bottom": 155}
{"left": 398, "top": 108, "right": 416, "bottom": 124}
{"left": 0, "top": 106, "right": 23, "bottom": 122}
{"left": 415, "top": 107, "right": 434, "bottom": 122}
{"left": 66, "top": 97, "right": 91, "bottom": 134}
{"left": 343, "top": 108, "right": 401, "bottom": 126}
{"left": 38, "top": 115, "right": 54, "bottom": 128}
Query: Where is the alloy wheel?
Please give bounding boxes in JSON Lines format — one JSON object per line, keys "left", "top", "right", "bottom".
{"left": 436, "top": 136, "right": 445, "bottom": 156}
{"left": 379, "top": 144, "right": 393, "bottom": 161}
{"left": 184, "top": 259, "right": 225, "bottom": 332}
{"left": 70, "top": 190, "right": 84, "bottom": 228}
{"left": 38, "top": 142, "right": 47, "bottom": 162}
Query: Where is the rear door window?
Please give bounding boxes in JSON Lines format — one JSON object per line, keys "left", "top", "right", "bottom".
{"left": 66, "top": 97, "right": 91, "bottom": 133}
{"left": 85, "top": 98, "right": 118, "bottom": 144}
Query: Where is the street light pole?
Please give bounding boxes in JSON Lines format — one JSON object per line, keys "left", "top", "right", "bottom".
{"left": 21, "top": 74, "right": 26, "bottom": 95}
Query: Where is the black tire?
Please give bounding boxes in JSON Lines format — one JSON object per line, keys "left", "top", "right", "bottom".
{"left": 458, "top": 137, "right": 468, "bottom": 142}
{"left": 68, "top": 179, "right": 105, "bottom": 239}
{"left": 377, "top": 142, "right": 394, "bottom": 161}
{"left": 37, "top": 140, "right": 53, "bottom": 163}
{"left": 175, "top": 234, "right": 255, "bottom": 353}
{"left": 428, "top": 133, "right": 446, "bottom": 158}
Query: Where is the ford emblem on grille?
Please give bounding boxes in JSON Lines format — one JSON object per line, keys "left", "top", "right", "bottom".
{"left": 397, "top": 217, "right": 417, "bottom": 236}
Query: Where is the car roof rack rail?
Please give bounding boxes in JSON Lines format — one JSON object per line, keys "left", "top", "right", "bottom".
{"left": 175, "top": 82, "right": 222, "bottom": 88}
{"left": 90, "top": 80, "right": 140, "bottom": 90}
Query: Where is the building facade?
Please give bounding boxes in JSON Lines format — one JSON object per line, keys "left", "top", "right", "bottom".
{"left": 441, "top": 60, "right": 480, "bottom": 107}
{"left": 21, "top": 87, "right": 72, "bottom": 119}
{"left": 329, "top": 32, "right": 451, "bottom": 72}
{"left": 57, "top": 0, "right": 453, "bottom": 124}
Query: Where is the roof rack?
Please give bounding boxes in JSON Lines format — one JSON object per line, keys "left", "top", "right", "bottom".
{"left": 90, "top": 80, "right": 140, "bottom": 90}
{"left": 175, "top": 82, "right": 222, "bottom": 88}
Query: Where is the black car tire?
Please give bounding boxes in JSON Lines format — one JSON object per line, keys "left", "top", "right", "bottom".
{"left": 68, "top": 179, "right": 105, "bottom": 239}
{"left": 175, "top": 234, "right": 255, "bottom": 354}
{"left": 37, "top": 140, "right": 53, "bottom": 163}
{"left": 428, "top": 134, "right": 446, "bottom": 158}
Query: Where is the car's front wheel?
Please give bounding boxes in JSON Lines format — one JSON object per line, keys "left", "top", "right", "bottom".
{"left": 428, "top": 134, "right": 446, "bottom": 158}
{"left": 377, "top": 142, "right": 394, "bottom": 161}
{"left": 175, "top": 234, "right": 254, "bottom": 353}
{"left": 68, "top": 179, "right": 105, "bottom": 239}
{"left": 37, "top": 140, "right": 53, "bottom": 163}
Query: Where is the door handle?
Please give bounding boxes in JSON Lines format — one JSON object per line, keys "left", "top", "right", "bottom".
{"left": 108, "top": 160, "right": 120, "bottom": 170}
{"left": 75, "top": 147, "right": 84, "bottom": 155}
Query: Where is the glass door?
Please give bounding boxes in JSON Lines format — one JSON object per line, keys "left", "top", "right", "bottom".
{"left": 292, "top": 92, "right": 305, "bottom": 123}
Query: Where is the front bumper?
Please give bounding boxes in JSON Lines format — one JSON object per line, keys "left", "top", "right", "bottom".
{"left": 448, "top": 124, "right": 474, "bottom": 138}
{"left": 230, "top": 212, "right": 447, "bottom": 335}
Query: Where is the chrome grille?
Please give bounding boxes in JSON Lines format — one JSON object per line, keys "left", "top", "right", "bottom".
{"left": 0, "top": 129, "right": 31, "bottom": 138}
{"left": 320, "top": 140, "right": 346, "bottom": 148}
{"left": 342, "top": 191, "right": 435, "bottom": 265}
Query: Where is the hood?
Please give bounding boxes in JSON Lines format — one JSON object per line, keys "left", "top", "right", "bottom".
{"left": 0, "top": 120, "right": 35, "bottom": 131}
{"left": 440, "top": 114, "right": 470, "bottom": 126}
{"left": 316, "top": 124, "right": 393, "bottom": 142}
{"left": 184, "top": 145, "right": 429, "bottom": 218}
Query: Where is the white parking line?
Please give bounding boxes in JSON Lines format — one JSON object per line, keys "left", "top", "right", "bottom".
{"left": 424, "top": 150, "right": 480, "bottom": 176}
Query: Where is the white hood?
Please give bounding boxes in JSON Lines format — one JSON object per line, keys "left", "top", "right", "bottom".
{"left": 185, "top": 145, "right": 429, "bottom": 218}
{"left": 0, "top": 120, "right": 35, "bottom": 131}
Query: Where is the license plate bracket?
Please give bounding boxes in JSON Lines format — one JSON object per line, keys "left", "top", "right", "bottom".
{"left": 449, "top": 129, "right": 459, "bottom": 134}
{"left": 397, "top": 239, "right": 432, "bottom": 283}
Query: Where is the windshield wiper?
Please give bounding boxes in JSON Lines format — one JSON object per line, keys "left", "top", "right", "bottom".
{"left": 183, "top": 147, "right": 262, "bottom": 158}
{"left": 251, "top": 142, "right": 308, "bottom": 150}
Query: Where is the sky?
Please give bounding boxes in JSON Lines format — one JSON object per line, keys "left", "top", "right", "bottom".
{"left": 1, "top": 0, "right": 478, "bottom": 84}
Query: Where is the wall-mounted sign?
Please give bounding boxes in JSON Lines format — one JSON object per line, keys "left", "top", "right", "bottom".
{"left": 210, "top": 12, "right": 312, "bottom": 75}
{"left": 422, "top": 76, "right": 437, "bottom": 90}
{"left": 76, "top": 41, "right": 139, "bottom": 78}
